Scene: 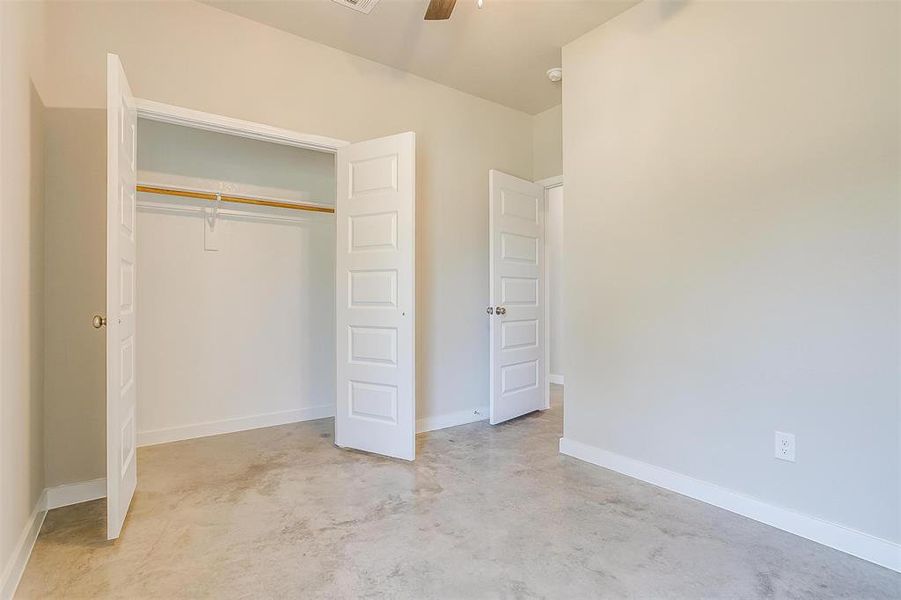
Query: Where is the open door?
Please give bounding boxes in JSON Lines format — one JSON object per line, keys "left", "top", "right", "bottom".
{"left": 335, "top": 132, "right": 416, "bottom": 460}
{"left": 489, "top": 170, "right": 547, "bottom": 425}
{"left": 105, "top": 54, "right": 138, "bottom": 539}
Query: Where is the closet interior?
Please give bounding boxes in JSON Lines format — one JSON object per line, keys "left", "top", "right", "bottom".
{"left": 134, "top": 119, "right": 337, "bottom": 447}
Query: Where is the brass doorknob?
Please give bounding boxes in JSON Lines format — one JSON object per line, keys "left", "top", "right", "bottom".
{"left": 92, "top": 315, "right": 107, "bottom": 329}
{"left": 495, "top": 306, "right": 506, "bottom": 315}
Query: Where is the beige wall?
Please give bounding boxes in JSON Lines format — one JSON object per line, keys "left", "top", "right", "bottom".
{"left": 0, "top": 0, "right": 46, "bottom": 591}
{"left": 41, "top": 0, "right": 533, "bottom": 486}
{"left": 563, "top": 0, "right": 899, "bottom": 543}
{"left": 532, "top": 104, "right": 562, "bottom": 181}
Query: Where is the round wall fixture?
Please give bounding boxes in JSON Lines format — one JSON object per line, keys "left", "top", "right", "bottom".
{"left": 546, "top": 67, "right": 563, "bottom": 83}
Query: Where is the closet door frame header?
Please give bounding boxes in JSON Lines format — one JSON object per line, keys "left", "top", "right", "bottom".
{"left": 135, "top": 98, "right": 350, "bottom": 154}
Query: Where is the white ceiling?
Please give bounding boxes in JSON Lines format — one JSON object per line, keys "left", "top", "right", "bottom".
{"left": 203, "top": 0, "right": 639, "bottom": 115}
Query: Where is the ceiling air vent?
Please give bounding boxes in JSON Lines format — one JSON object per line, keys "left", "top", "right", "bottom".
{"left": 330, "top": 0, "right": 380, "bottom": 14}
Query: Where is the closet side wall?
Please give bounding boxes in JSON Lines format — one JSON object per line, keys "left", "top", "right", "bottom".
{"left": 43, "top": 109, "right": 106, "bottom": 487}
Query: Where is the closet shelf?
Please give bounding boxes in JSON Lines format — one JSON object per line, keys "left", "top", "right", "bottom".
{"left": 136, "top": 184, "right": 335, "bottom": 214}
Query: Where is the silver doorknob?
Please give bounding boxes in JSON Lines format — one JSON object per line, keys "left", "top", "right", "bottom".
{"left": 495, "top": 306, "right": 506, "bottom": 315}
{"left": 92, "top": 315, "right": 107, "bottom": 329}
{"left": 487, "top": 306, "right": 494, "bottom": 315}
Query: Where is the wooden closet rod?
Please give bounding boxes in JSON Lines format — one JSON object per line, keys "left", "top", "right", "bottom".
{"left": 136, "top": 184, "right": 336, "bottom": 214}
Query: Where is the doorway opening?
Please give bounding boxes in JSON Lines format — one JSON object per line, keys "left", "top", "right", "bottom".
{"left": 541, "top": 176, "right": 564, "bottom": 389}
{"left": 486, "top": 171, "right": 562, "bottom": 425}
{"left": 134, "top": 118, "right": 338, "bottom": 448}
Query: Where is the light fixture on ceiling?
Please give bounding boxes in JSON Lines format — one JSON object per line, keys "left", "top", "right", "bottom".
{"left": 547, "top": 67, "right": 563, "bottom": 83}
{"left": 476, "top": 0, "right": 484, "bottom": 8}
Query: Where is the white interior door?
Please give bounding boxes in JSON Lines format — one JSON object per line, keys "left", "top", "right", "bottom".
{"left": 335, "top": 132, "right": 416, "bottom": 460}
{"left": 489, "top": 170, "right": 547, "bottom": 425}
{"left": 106, "top": 53, "right": 138, "bottom": 539}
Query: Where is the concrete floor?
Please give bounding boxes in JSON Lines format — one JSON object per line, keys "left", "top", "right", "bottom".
{"left": 17, "top": 386, "right": 900, "bottom": 599}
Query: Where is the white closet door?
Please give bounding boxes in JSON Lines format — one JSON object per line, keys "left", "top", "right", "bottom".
{"left": 335, "top": 132, "right": 416, "bottom": 460}
{"left": 489, "top": 170, "right": 547, "bottom": 425}
{"left": 106, "top": 53, "right": 138, "bottom": 539}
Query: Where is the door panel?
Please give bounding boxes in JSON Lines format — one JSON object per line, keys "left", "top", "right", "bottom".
{"left": 336, "top": 133, "right": 415, "bottom": 460}
{"left": 106, "top": 53, "right": 138, "bottom": 539}
{"left": 489, "top": 170, "right": 546, "bottom": 425}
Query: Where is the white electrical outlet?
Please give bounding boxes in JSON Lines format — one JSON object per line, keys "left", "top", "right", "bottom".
{"left": 774, "top": 431, "right": 796, "bottom": 462}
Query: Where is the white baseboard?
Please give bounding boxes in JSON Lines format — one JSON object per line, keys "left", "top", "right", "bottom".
{"left": 559, "top": 437, "right": 901, "bottom": 573}
{"left": 137, "top": 405, "right": 334, "bottom": 447}
{"left": 1, "top": 478, "right": 113, "bottom": 599}
{"left": 548, "top": 373, "right": 564, "bottom": 385}
{"left": 44, "top": 406, "right": 482, "bottom": 515}
{"left": 0, "top": 490, "right": 47, "bottom": 600}
{"left": 45, "top": 478, "right": 107, "bottom": 511}
{"left": 417, "top": 407, "right": 487, "bottom": 433}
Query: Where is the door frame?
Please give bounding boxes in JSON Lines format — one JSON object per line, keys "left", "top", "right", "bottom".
{"left": 535, "top": 175, "right": 563, "bottom": 404}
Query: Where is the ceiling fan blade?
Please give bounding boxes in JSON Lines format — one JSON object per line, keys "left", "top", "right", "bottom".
{"left": 424, "top": 0, "right": 456, "bottom": 20}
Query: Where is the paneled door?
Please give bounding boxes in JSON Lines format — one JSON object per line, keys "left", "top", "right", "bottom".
{"left": 105, "top": 53, "right": 138, "bottom": 539}
{"left": 335, "top": 132, "right": 416, "bottom": 460}
{"left": 489, "top": 170, "right": 547, "bottom": 424}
